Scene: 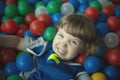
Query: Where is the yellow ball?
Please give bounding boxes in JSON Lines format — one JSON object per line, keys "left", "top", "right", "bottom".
{"left": 91, "top": 72, "right": 107, "bottom": 80}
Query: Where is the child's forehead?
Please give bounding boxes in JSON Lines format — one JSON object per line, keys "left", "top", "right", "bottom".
{"left": 58, "top": 28, "right": 81, "bottom": 41}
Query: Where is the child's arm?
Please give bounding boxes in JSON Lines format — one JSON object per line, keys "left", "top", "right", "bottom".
{"left": 0, "top": 35, "right": 24, "bottom": 51}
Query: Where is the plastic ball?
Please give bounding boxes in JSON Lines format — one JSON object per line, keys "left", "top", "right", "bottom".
{"left": 4, "top": 62, "right": 20, "bottom": 76}
{"left": 107, "top": 49, "right": 120, "bottom": 66}
{"left": 101, "top": 4, "right": 115, "bottom": 17}
{"left": 96, "top": 44, "right": 105, "bottom": 56}
{"left": 0, "top": 69, "right": 5, "bottom": 80}
{"left": 16, "top": 24, "right": 28, "bottom": 37}
{"left": 16, "top": 53, "right": 34, "bottom": 72}
{"left": 106, "top": 16, "right": 120, "bottom": 31}
{"left": 24, "top": 13, "right": 36, "bottom": 25}
{"left": 47, "top": 1, "right": 61, "bottom": 14}
{"left": 84, "top": 56, "right": 102, "bottom": 73}
{"left": 98, "top": 0, "right": 110, "bottom": 7}
{"left": 95, "top": 22, "right": 110, "bottom": 36}
{"left": 0, "top": 48, "right": 16, "bottom": 64}
{"left": 43, "top": 26, "right": 57, "bottom": 42}
{"left": 91, "top": 72, "right": 107, "bottom": 80}
{"left": 35, "top": 6, "right": 48, "bottom": 18}
{"left": 13, "top": 15, "right": 24, "bottom": 24}
{"left": 104, "top": 32, "right": 119, "bottom": 48}
{"left": 4, "top": 4, "right": 18, "bottom": 18}
{"left": 6, "top": 0, "right": 17, "bottom": 5}
{"left": 35, "top": 1, "right": 45, "bottom": 8}
{"left": 78, "top": 0, "right": 89, "bottom": 5}
{"left": 1, "top": 16, "right": 10, "bottom": 23}
{"left": 0, "top": 2, "right": 5, "bottom": 15}
{"left": 51, "top": 12, "right": 63, "bottom": 25}
{"left": 74, "top": 53, "right": 87, "bottom": 64}
{"left": 42, "top": 0, "right": 51, "bottom": 4}
{"left": 61, "top": 2, "right": 74, "bottom": 15}
{"left": 30, "top": 20, "right": 45, "bottom": 35}
{"left": 89, "top": 0, "right": 102, "bottom": 11}
{"left": 103, "top": 65, "right": 119, "bottom": 80}
{"left": 24, "top": 29, "right": 38, "bottom": 38}
{"left": 68, "top": 0, "right": 80, "bottom": 11}
{"left": 7, "top": 74, "right": 23, "bottom": 80}
{"left": 85, "top": 7, "right": 99, "bottom": 20}
{"left": 96, "top": 12, "right": 107, "bottom": 22}
{"left": 27, "top": 0, "right": 39, "bottom": 5}
{"left": 78, "top": 4, "right": 88, "bottom": 13}
{"left": 18, "top": 1, "right": 31, "bottom": 16}
{"left": 37, "top": 14, "right": 52, "bottom": 26}
{"left": 114, "top": 7, "right": 120, "bottom": 18}
{"left": 3, "top": 19, "right": 19, "bottom": 34}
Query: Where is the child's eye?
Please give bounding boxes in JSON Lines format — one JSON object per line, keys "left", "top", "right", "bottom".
{"left": 71, "top": 40, "right": 78, "bottom": 45}
{"left": 58, "top": 34, "right": 64, "bottom": 38}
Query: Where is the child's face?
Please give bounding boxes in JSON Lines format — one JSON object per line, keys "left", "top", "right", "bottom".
{"left": 52, "top": 28, "right": 85, "bottom": 60}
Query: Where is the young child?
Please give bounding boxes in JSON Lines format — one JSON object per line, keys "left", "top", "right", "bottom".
{"left": 0, "top": 14, "right": 101, "bottom": 80}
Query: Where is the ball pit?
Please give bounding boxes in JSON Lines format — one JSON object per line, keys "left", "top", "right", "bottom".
{"left": 0, "top": 0, "right": 120, "bottom": 80}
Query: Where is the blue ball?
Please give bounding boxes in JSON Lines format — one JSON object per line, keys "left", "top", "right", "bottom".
{"left": 4, "top": 62, "right": 20, "bottom": 76}
{"left": 97, "top": 12, "right": 107, "bottom": 22}
{"left": 84, "top": 56, "right": 102, "bottom": 73}
{"left": 42, "top": 0, "right": 51, "bottom": 4}
{"left": 24, "top": 29, "right": 38, "bottom": 38}
{"left": 78, "top": 4, "right": 88, "bottom": 13}
{"left": 114, "top": 7, "right": 120, "bottom": 18}
{"left": 78, "top": 0, "right": 89, "bottom": 5}
{"left": 103, "top": 65, "right": 119, "bottom": 80}
{"left": 0, "top": 2, "right": 5, "bottom": 15}
{"left": 68, "top": 0, "right": 80, "bottom": 11}
{"left": 27, "top": 0, "right": 39, "bottom": 4}
{"left": 51, "top": 12, "right": 63, "bottom": 25}
{"left": 95, "top": 22, "right": 110, "bottom": 36}
{"left": 96, "top": 44, "right": 105, "bottom": 56}
{"left": 16, "top": 53, "right": 34, "bottom": 72}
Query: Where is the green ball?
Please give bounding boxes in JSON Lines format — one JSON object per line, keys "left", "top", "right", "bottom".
{"left": 47, "top": 1, "right": 62, "bottom": 14}
{"left": 18, "top": 1, "right": 31, "bottom": 16}
{"left": 4, "top": 5, "right": 18, "bottom": 18}
{"left": 13, "top": 16, "right": 24, "bottom": 24}
{"left": 89, "top": 1, "right": 102, "bottom": 11}
{"left": 43, "top": 26, "right": 57, "bottom": 42}
{"left": 7, "top": 74, "right": 23, "bottom": 80}
{"left": 1, "top": 16, "right": 11, "bottom": 23}
{"left": 35, "top": 1, "right": 45, "bottom": 8}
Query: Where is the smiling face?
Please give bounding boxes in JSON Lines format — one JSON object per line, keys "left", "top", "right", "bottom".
{"left": 52, "top": 28, "right": 85, "bottom": 60}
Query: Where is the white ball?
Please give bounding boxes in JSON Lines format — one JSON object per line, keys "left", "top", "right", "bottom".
{"left": 35, "top": 6, "right": 48, "bottom": 18}
{"left": 60, "top": 2, "right": 74, "bottom": 15}
{"left": 104, "top": 32, "right": 119, "bottom": 48}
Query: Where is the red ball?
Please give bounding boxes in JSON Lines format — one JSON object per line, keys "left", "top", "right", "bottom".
{"left": 16, "top": 24, "right": 28, "bottom": 37}
{"left": 106, "top": 16, "right": 120, "bottom": 31}
{"left": 85, "top": 7, "right": 99, "bottom": 20}
{"left": 74, "top": 53, "right": 87, "bottom": 64}
{"left": 6, "top": 0, "right": 17, "bottom": 5}
{"left": 37, "top": 14, "right": 51, "bottom": 27}
{"left": 24, "top": 13, "right": 36, "bottom": 25}
{"left": 3, "top": 19, "right": 19, "bottom": 34}
{"left": 101, "top": 4, "right": 115, "bottom": 17}
{"left": 30, "top": 20, "right": 45, "bottom": 35}
{"left": 113, "top": 0, "right": 120, "bottom": 3}
{"left": 107, "top": 49, "right": 120, "bottom": 66}
{"left": 0, "top": 48, "right": 16, "bottom": 64}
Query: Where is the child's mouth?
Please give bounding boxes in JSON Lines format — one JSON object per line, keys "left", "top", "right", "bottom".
{"left": 56, "top": 47, "right": 67, "bottom": 55}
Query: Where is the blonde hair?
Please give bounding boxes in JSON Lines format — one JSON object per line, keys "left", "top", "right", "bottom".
{"left": 56, "top": 14, "right": 102, "bottom": 55}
